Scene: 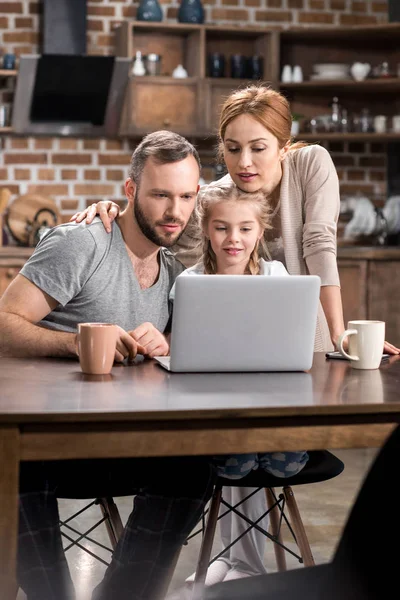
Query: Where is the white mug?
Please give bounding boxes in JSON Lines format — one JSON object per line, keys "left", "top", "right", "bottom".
{"left": 292, "top": 65, "right": 303, "bottom": 82}
{"left": 392, "top": 115, "right": 400, "bottom": 133}
{"left": 337, "top": 320, "right": 385, "bottom": 370}
{"left": 281, "top": 64, "right": 292, "bottom": 83}
{"left": 373, "top": 115, "right": 387, "bottom": 134}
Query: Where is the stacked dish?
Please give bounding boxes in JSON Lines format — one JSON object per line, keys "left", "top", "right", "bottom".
{"left": 310, "top": 63, "right": 350, "bottom": 80}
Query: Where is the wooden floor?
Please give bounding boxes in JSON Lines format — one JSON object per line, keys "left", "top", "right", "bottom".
{"left": 17, "top": 447, "right": 377, "bottom": 600}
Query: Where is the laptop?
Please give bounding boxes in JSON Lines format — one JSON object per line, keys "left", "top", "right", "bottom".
{"left": 154, "top": 274, "right": 321, "bottom": 373}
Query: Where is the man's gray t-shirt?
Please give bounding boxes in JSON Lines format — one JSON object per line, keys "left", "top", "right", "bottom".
{"left": 20, "top": 218, "right": 185, "bottom": 333}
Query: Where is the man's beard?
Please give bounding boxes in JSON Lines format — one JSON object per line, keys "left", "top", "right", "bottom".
{"left": 134, "top": 192, "right": 185, "bottom": 248}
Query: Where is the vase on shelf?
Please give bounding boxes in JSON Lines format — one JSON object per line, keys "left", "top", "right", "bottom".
{"left": 137, "top": 0, "right": 163, "bottom": 22}
{"left": 178, "top": 0, "right": 204, "bottom": 24}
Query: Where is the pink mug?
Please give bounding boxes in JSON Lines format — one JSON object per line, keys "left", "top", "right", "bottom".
{"left": 77, "top": 323, "right": 117, "bottom": 375}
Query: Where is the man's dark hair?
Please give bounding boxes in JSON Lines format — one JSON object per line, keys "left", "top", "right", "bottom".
{"left": 128, "top": 130, "right": 201, "bottom": 184}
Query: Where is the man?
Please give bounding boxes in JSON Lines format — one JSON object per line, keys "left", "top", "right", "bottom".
{"left": 0, "top": 131, "right": 214, "bottom": 600}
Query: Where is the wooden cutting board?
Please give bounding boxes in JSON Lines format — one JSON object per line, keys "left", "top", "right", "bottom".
{"left": 0, "top": 188, "right": 12, "bottom": 247}
{"left": 6, "top": 192, "right": 60, "bottom": 246}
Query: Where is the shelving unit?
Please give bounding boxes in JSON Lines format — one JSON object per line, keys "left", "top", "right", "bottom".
{"left": 115, "top": 21, "right": 400, "bottom": 140}
{"left": 278, "top": 23, "right": 400, "bottom": 137}
{"left": 116, "top": 21, "right": 278, "bottom": 136}
{"left": 0, "top": 69, "right": 17, "bottom": 134}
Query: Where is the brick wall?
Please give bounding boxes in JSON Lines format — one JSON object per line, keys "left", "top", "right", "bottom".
{"left": 0, "top": 0, "right": 389, "bottom": 228}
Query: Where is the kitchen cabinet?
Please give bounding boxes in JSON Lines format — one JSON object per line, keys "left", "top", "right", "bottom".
{"left": 337, "top": 247, "right": 400, "bottom": 344}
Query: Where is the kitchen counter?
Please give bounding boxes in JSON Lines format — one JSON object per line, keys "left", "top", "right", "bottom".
{"left": 337, "top": 246, "right": 400, "bottom": 260}
{"left": 0, "top": 246, "right": 33, "bottom": 264}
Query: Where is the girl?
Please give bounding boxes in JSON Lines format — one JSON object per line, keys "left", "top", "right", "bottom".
{"left": 171, "top": 182, "right": 309, "bottom": 585}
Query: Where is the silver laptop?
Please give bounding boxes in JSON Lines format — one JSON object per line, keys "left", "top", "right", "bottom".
{"left": 155, "top": 275, "right": 321, "bottom": 373}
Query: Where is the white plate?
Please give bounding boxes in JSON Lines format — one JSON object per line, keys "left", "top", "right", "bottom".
{"left": 313, "top": 63, "right": 348, "bottom": 71}
{"left": 310, "top": 73, "right": 351, "bottom": 81}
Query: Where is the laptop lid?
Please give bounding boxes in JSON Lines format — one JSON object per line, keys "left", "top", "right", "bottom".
{"left": 169, "top": 275, "right": 320, "bottom": 372}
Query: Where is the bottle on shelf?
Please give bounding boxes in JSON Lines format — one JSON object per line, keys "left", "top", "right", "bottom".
{"left": 330, "top": 96, "right": 341, "bottom": 132}
{"left": 340, "top": 108, "right": 348, "bottom": 133}
{"left": 360, "top": 108, "right": 372, "bottom": 133}
{"left": 131, "top": 51, "right": 146, "bottom": 77}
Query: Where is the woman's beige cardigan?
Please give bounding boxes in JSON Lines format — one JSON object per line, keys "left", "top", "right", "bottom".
{"left": 172, "top": 144, "right": 340, "bottom": 352}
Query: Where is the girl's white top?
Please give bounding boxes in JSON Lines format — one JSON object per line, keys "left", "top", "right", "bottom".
{"left": 169, "top": 258, "right": 288, "bottom": 301}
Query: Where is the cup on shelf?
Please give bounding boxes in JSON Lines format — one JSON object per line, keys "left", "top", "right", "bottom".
{"left": 247, "top": 55, "right": 263, "bottom": 80}
{"left": 392, "top": 115, "right": 400, "bottom": 133}
{"left": 292, "top": 65, "right": 303, "bottom": 82}
{"left": 373, "top": 115, "right": 387, "bottom": 134}
{"left": 281, "top": 64, "right": 292, "bottom": 83}
{"left": 208, "top": 53, "right": 225, "bottom": 78}
{"left": 144, "top": 53, "right": 162, "bottom": 76}
{"left": 230, "top": 54, "right": 247, "bottom": 79}
{"left": 0, "top": 105, "right": 11, "bottom": 127}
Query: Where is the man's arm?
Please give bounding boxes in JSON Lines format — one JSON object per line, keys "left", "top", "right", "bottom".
{"left": 0, "top": 274, "right": 77, "bottom": 358}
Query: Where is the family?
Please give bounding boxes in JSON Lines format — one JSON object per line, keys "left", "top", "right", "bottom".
{"left": 0, "top": 84, "right": 399, "bottom": 600}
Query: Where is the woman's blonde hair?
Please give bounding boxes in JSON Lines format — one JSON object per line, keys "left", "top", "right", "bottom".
{"left": 218, "top": 84, "right": 307, "bottom": 160}
{"left": 197, "top": 182, "right": 272, "bottom": 275}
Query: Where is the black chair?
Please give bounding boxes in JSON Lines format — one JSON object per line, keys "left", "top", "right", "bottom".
{"left": 58, "top": 496, "right": 124, "bottom": 564}
{"left": 55, "top": 465, "right": 136, "bottom": 563}
{"left": 204, "top": 425, "right": 400, "bottom": 600}
{"left": 191, "top": 450, "right": 344, "bottom": 600}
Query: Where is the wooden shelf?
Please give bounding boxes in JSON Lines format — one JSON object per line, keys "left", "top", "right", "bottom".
{"left": 206, "top": 77, "right": 269, "bottom": 86}
{"left": 0, "top": 127, "right": 12, "bottom": 134}
{"left": 280, "top": 23, "right": 400, "bottom": 42}
{"left": 130, "top": 75, "right": 199, "bottom": 84}
{"left": 0, "top": 69, "right": 17, "bottom": 77}
{"left": 296, "top": 133, "right": 400, "bottom": 142}
{"left": 281, "top": 78, "right": 400, "bottom": 93}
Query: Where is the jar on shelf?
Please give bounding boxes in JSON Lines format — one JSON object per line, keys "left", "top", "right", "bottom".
{"left": 178, "top": 0, "right": 204, "bottom": 24}
{"left": 360, "top": 108, "right": 373, "bottom": 133}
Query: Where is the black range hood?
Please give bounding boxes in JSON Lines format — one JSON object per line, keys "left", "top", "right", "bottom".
{"left": 12, "top": 54, "right": 130, "bottom": 137}
{"left": 11, "top": 0, "right": 130, "bottom": 137}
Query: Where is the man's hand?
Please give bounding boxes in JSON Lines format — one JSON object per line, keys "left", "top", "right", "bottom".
{"left": 114, "top": 325, "right": 146, "bottom": 362}
{"left": 129, "top": 322, "right": 169, "bottom": 358}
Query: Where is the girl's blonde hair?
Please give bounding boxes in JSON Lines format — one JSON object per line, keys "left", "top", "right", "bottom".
{"left": 197, "top": 183, "right": 272, "bottom": 275}
{"left": 217, "top": 84, "right": 307, "bottom": 160}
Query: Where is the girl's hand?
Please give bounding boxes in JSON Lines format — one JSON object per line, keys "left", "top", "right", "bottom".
{"left": 70, "top": 200, "right": 121, "bottom": 233}
{"left": 384, "top": 340, "right": 400, "bottom": 355}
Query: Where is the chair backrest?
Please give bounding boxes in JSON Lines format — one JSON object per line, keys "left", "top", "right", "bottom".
{"left": 330, "top": 424, "right": 400, "bottom": 599}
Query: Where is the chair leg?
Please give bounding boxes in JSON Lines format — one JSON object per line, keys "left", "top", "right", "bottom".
{"left": 265, "top": 487, "right": 287, "bottom": 572}
{"left": 283, "top": 486, "right": 315, "bottom": 567}
{"left": 98, "top": 497, "right": 124, "bottom": 551}
{"left": 192, "top": 484, "right": 223, "bottom": 600}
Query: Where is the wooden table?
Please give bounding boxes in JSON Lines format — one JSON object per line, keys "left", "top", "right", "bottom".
{"left": 1, "top": 353, "right": 400, "bottom": 598}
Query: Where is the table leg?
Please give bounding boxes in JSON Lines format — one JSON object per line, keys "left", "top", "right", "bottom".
{"left": 0, "top": 426, "right": 20, "bottom": 600}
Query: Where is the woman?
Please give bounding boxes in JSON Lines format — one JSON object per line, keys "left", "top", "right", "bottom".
{"left": 72, "top": 85, "right": 399, "bottom": 584}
